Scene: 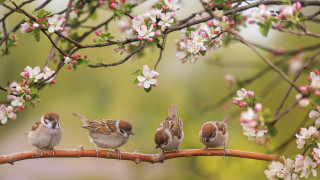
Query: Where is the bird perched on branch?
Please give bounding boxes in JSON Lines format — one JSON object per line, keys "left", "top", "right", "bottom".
{"left": 28, "top": 112, "right": 62, "bottom": 155}
{"left": 155, "top": 104, "right": 184, "bottom": 154}
{"left": 199, "top": 116, "right": 231, "bottom": 155}
{"left": 72, "top": 113, "right": 134, "bottom": 157}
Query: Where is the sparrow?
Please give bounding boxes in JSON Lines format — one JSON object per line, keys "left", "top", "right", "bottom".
{"left": 155, "top": 104, "right": 184, "bottom": 154}
{"left": 199, "top": 116, "right": 231, "bottom": 155}
{"left": 28, "top": 112, "right": 62, "bottom": 155}
{"left": 72, "top": 113, "right": 134, "bottom": 157}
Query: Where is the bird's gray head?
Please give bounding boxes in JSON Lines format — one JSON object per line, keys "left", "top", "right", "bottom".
{"left": 41, "top": 112, "right": 60, "bottom": 129}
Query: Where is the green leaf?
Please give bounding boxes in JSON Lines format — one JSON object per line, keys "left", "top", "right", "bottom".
{"left": 263, "top": 108, "right": 273, "bottom": 122}
{"left": 144, "top": 87, "right": 152, "bottom": 93}
{"left": 95, "top": 38, "right": 104, "bottom": 45}
{"left": 29, "top": 87, "right": 39, "bottom": 95}
{"left": 133, "top": 78, "right": 139, "bottom": 84}
{"left": 259, "top": 24, "right": 270, "bottom": 37}
{"left": 310, "top": 93, "right": 320, "bottom": 106}
{"left": 83, "top": 60, "right": 88, "bottom": 67}
{"left": 73, "top": 65, "right": 77, "bottom": 71}
{"left": 0, "top": 0, "right": 6, "bottom": 5}
{"left": 199, "top": 51, "right": 206, "bottom": 56}
{"left": 252, "top": 95, "right": 262, "bottom": 103}
{"left": 268, "top": 125, "right": 278, "bottom": 137}
{"left": 35, "top": 9, "right": 51, "bottom": 18}
{"left": 153, "top": 4, "right": 162, "bottom": 10}
{"left": 33, "top": 28, "right": 40, "bottom": 42}
{"left": 281, "top": 0, "right": 290, "bottom": 4}
{"left": 132, "top": 69, "right": 142, "bottom": 76}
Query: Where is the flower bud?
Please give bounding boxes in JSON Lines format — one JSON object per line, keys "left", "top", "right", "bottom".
{"left": 155, "top": 30, "right": 161, "bottom": 36}
{"left": 207, "top": 20, "right": 214, "bottom": 27}
{"left": 233, "top": 99, "right": 239, "bottom": 105}
{"left": 255, "top": 103, "right": 262, "bottom": 112}
{"left": 313, "top": 131, "right": 319, "bottom": 138}
{"left": 315, "top": 70, "right": 319, "bottom": 75}
{"left": 109, "top": 3, "right": 117, "bottom": 9}
{"left": 247, "top": 91, "right": 254, "bottom": 98}
{"left": 239, "top": 102, "right": 246, "bottom": 107}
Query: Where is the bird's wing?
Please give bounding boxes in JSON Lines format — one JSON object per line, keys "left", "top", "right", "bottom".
{"left": 83, "top": 119, "right": 117, "bottom": 135}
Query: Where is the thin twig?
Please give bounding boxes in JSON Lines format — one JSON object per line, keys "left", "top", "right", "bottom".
{"left": 154, "top": 33, "right": 168, "bottom": 70}
{"left": 234, "top": 33, "right": 301, "bottom": 92}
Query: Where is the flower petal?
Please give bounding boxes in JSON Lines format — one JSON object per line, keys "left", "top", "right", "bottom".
{"left": 143, "top": 80, "right": 150, "bottom": 89}
{"left": 137, "top": 76, "right": 146, "bottom": 82}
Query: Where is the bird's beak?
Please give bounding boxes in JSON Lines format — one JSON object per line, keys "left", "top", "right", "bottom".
{"left": 129, "top": 131, "right": 134, "bottom": 135}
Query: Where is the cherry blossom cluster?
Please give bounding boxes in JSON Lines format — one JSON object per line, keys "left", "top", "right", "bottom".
{"left": 233, "top": 88, "right": 256, "bottom": 107}
{"left": 134, "top": 65, "right": 159, "bottom": 92}
{"left": 233, "top": 88, "right": 271, "bottom": 145}
{"left": 295, "top": 70, "right": 320, "bottom": 108}
{"left": 296, "top": 126, "right": 319, "bottom": 149}
{"left": 265, "top": 155, "right": 317, "bottom": 180}
{"left": 128, "top": 0, "right": 180, "bottom": 42}
{"left": 248, "top": 2, "right": 302, "bottom": 34}
{"left": 175, "top": 11, "right": 232, "bottom": 63}
{"left": 20, "top": 14, "right": 65, "bottom": 34}
{"left": 0, "top": 66, "right": 56, "bottom": 125}
{"left": 64, "top": 53, "right": 88, "bottom": 70}
{"left": 108, "top": 0, "right": 127, "bottom": 10}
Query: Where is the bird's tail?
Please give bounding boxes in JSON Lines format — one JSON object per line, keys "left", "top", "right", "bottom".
{"left": 222, "top": 115, "right": 232, "bottom": 125}
{"left": 72, "top": 113, "right": 88, "bottom": 125}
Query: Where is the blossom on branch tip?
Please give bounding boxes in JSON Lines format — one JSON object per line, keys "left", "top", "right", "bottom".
{"left": 21, "top": 22, "right": 32, "bottom": 33}
{"left": 11, "top": 96, "right": 25, "bottom": 107}
{"left": 164, "top": 0, "right": 181, "bottom": 11}
{"left": 48, "top": 15, "right": 64, "bottom": 33}
{"left": 137, "top": 65, "right": 159, "bottom": 89}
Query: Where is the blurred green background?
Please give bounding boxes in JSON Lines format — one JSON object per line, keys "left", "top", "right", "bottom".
{"left": 1, "top": 0, "right": 320, "bottom": 179}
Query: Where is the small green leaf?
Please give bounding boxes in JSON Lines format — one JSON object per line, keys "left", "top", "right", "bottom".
{"left": 34, "top": 28, "right": 40, "bottom": 42}
{"left": 268, "top": 125, "right": 278, "bottom": 137}
{"left": 252, "top": 95, "right": 262, "bottom": 103}
{"left": 259, "top": 24, "right": 270, "bottom": 37}
{"left": 132, "top": 69, "right": 142, "bottom": 76}
{"left": 263, "top": 108, "right": 273, "bottom": 122}
{"left": 199, "top": 51, "right": 206, "bottom": 56}
{"left": 29, "top": 87, "right": 39, "bottom": 95}
{"left": 83, "top": 60, "right": 88, "bottom": 67}
{"left": 133, "top": 78, "right": 139, "bottom": 84}
{"left": 144, "top": 87, "right": 152, "bottom": 93}
{"left": 281, "top": 0, "right": 290, "bottom": 4}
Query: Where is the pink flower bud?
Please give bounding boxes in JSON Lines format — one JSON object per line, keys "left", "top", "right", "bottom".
{"left": 255, "top": 103, "right": 262, "bottom": 112}
{"left": 208, "top": 3, "right": 214, "bottom": 7}
{"left": 137, "top": 35, "right": 144, "bottom": 40}
{"left": 147, "top": 37, "right": 153, "bottom": 42}
{"left": 313, "top": 130, "right": 319, "bottom": 138}
{"left": 15, "top": 108, "right": 20, "bottom": 113}
{"left": 50, "top": 80, "right": 56, "bottom": 84}
{"left": 26, "top": 95, "right": 31, "bottom": 101}
{"left": 11, "top": 113, "right": 17, "bottom": 120}
{"left": 275, "top": 24, "right": 282, "bottom": 29}
{"left": 109, "top": 3, "right": 117, "bottom": 9}
{"left": 315, "top": 70, "right": 319, "bottom": 75}
{"left": 153, "top": 23, "right": 156, "bottom": 29}
{"left": 20, "top": 105, "right": 25, "bottom": 110}
{"left": 307, "top": 77, "right": 312, "bottom": 82}
{"left": 230, "top": 21, "right": 235, "bottom": 28}
{"left": 162, "top": 5, "right": 167, "bottom": 11}
{"left": 84, "top": 55, "right": 87, "bottom": 59}
{"left": 72, "top": 60, "right": 78, "bottom": 65}
{"left": 152, "top": 82, "right": 158, "bottom": 87}
{"left": 121, "top": 0, "right": 126, "bottom": 2}
{"left": 257, "top": 137, "right": 263, "bottom": 144}
{"left": 93, "top": 38, "right": 97, "bottom": 42}
{"left": 226, "top": 4, "right": 232, "bottom": 9}
{"left": 207, "top": 20, "right": 214, "bottom": 27}
{"left": 33, "top": 23, "right": 39, "bottom": 28}
{"left": 247, "top": 91, "right": 254, "bottom": 98}
{"left": 72, "top": 2, "right": 75, "bottom": 6}
{"left": 233, "top": 99, "right": 239, "bottom": 105}
{"left": 77, "top": 53, "right": 81, "bottom": 58}
{"left": 248, "top": 20, "right": 255, "bottom": 24}
{"left": 73, "top": 55, "right": 78, "bottom": 59}
{"left": 20, "top": 72, "right": 26, "bottom": 77}
{"left": 300, "top": 86, "right": 307, "bottom": 92}
{"left": 239, "top": 102, "right": 246, "bottom": 107}
{"left": 307, "top": 86, "right": 313, "bottom": 92}
{"left": 181, "top": 57, "right": 187, "bottom": 63}
{"left": 155, "top": 30, "right": 161, "bottom": 36}
{"left": 114, "top": 48, "right": 120, "bottom": 53}
{"left": 112, "top": 0, "right": 118, "bottom": 3}
{"left": 44, "top": 17, "right": 48, "bottom": 20}
{"left": 193, "top": 53, "right": 199, "bottom": 59}
{"left": 295, "top": 2, "right": 302, "bottom": 11}
{"left": 315, "top": 90, "right": 320, "bottom": 96}
{"left": 170, "top": 12, "right": 175, "bottom": 18}
{"left": 153, "top": 73, "right": 159, "bottom": 79}
{"left": 13, "top": 43, "right": 17, "bottom": 47}
{"left": 99, "top": 0, "right": 105, "bottom": 5}
{"left": 11, "top": 34, "right": 17, "bottom": 39}
{"left": 67, "top": 65, "right": 72, "bottom": 69}
{"left": 74, "top": 9, "right": 79, "bottom": 13}
{"left": 41, "top": 24, "right": 45, "bottom": 28}
{"left": 26, "top": 88, "right": 31, "bottom": 93}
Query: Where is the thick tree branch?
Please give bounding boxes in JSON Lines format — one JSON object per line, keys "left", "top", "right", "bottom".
{"left": 0, "top": 149, "right": 282, "bottom": 165}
